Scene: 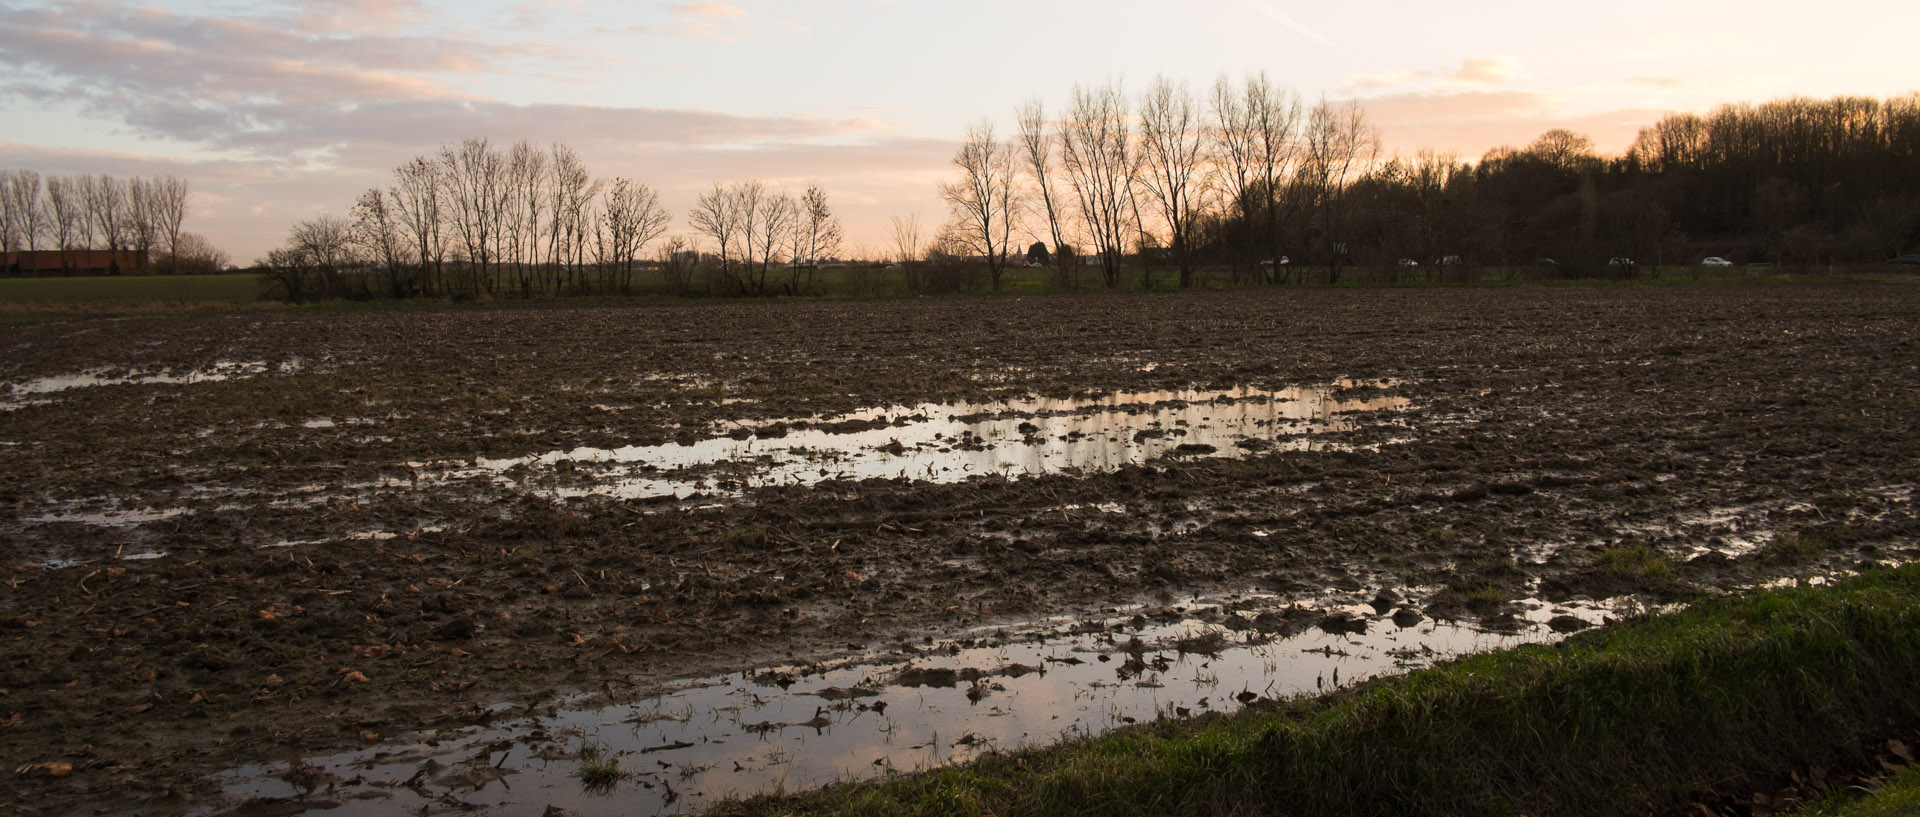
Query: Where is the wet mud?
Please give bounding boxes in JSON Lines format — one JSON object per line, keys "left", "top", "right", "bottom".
{"left": 2, "top": 286, "right": 1917, "bottom": 815}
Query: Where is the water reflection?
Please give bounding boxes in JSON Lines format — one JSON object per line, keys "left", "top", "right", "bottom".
{"left": 1, "top": 359, "right": 297, "bottom": 409}
{"left": 202, "top": 589, "right": 1617, "bottom": 817}
{"left": 487, "top": 382, "right": 1410, "bottom": 500}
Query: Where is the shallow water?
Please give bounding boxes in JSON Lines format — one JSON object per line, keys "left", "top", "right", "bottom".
{"left": 204, "top": 588, "right": 1620, "bottom": 817}
{"left": 485, "top": 382, "right": 1410, "bottom": 501}
{"left": 0, "top": 359, "right": 296, "bottom": 409}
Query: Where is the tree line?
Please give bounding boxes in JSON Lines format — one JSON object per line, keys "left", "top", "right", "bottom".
{"left": 939, "top": 81, "right": 1920, "bottom": 289}
{"left": 1, "top": 170, "right": 224, "bottom": 274}
{"left": 263, "top": 138, "right": 846, "bottom": 303}
{"left": 264, "top": 88, "right": 1920, "bottom": 303}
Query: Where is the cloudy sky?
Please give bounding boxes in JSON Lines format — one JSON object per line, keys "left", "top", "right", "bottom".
{"left": 2, "top": 0, "right": 1914, "bottom": 264}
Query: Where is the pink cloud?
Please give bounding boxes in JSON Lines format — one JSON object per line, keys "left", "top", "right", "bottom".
{"left": 1359, "top": 90, "right": 1664, "bottom": 159}
{"left": 1449, "top": 57, "right": 1519, "bottom": 86}
{"left": 1344, "top": 58, "right": 1522, "bottom": 94}
{"left": 667, "top": 2, "right": 752, "bottom": 40}
{"left": 272, "top": 0, "right": 433, "bottom": 35}
{"left": 676, "top": 2, "right": 749, "bottom": 21}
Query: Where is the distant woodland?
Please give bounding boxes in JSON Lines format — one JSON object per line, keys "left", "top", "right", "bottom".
{"left": 115, "top": 85, "right": 1920, "bottom": 301}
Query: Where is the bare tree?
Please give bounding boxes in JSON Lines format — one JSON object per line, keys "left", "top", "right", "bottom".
{"left": 503, "top": 140, "right": 548, "bottom": 297}
{"left": 1138, "top": 75, "right": 1207, "bottom": 288}
{"left": 1016, "top": 99, "right": 1075, "bottom": 289}
{"left": 545, "top": 144, "right": 599, "bottom": 292}
{"left": 278, "top": 214, "right": 356, "bottom": 300}
{"left": 351, "top": 187, "right": 411, "bottom": 297}
{"left": 787, "top": 183, "right": 843, "bottom": 293}
{"left": 390, "top": 156, "right": 446, "bottom": 296}
{"left": 127, "top": 177, "right": 159, "bottom": 268}
{"left": 1060, "top": 81, "right": 1138, "bottom": 288}
{"left": 752, "top": 190, "right": 796, "bottom": 294}
{"left": 1247, "top": 76, "right": 1302, "bottom": 282}
{"left": 82, "top": 174, "right": 127, "bottom": 255}
{"left": 596, "top": 178, "right": 672, "bottom": 294}
{"left": 1, "top": 170, "right": 42, "bottom": 254}
{"left": 656, "top": 234, "right": 694, "bottom": 296}
{"left": 151, "top": 176, "right": 188, "bottom": 268}
{"left": 889, "top": 212, "right": 924, "bottom": 293}
{"left": 688, "top": 182, "right": 744, "bottom": 294}
{"left": 941, "top": 119, "right": 1019, "bottom": 291}
{"left": 440, "top": 138, "right": 503, "bottom": 296}
{"left": 260, "top": 246, "right": 313, "bottom": 304}
{"left": 0, "top": 171, "right": 15, "bottom": 254}
{"left": 1302, "top": 98, "right": 1380, "bottom": 284}
{"left": 730, "top": 180, "right": 771, "bottom": 294}
{"left": 1213, "top": 74, "right": 1304, "bottom": 283}
{"left": 1210, "top": 75, "right": 1258, "bottom": 280}
{"left": 170, "top": 232, "right": 228, "bottom": 273}
{"left": 44, "top": 176, "right": 83, "bottom": 271}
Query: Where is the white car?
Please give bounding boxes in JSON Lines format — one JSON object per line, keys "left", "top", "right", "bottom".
{"left": 1701, "top": 257, "right": 1733, "bottom": 267}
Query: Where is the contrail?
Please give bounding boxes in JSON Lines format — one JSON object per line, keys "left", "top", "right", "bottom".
{"left": 1232, "top": 0, "right": 1346, "bottom": 55}
{"left": 1232, "top": 0, "right": 1434, "bottom": 94}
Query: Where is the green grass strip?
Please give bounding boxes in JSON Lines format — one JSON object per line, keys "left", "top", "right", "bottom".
{"left": 1796, "top": 765, "right": 1920, "bottom": 816}
{"left": 710, "top": 566, "right": 1920, "bottom": 817}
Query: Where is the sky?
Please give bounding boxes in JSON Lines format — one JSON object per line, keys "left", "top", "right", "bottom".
{"left": 3, "top": 0, "right": 1916, "bottom": 265}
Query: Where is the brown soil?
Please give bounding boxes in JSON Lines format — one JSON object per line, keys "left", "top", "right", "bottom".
{"left": 2, "top": 285, "right": 1916, "bottom": 815}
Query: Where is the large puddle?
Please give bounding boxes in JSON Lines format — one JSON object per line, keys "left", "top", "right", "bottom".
{"left": 481, "top": 382, "right": 1409, "bottom": 501}
{"left": 0, "top": 359, "right": 299, "bottom": 410}
{"left": 203, "top": 587, "right": 1620, "bottom": 817}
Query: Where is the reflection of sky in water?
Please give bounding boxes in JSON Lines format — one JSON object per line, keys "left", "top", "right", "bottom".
{"left": 205, "top": 592, "right": 1618, "bottom": 817}
{"left": 485, "top": 383, "right": 1410, "bottom": 500}
{"left": 1, "top": 359, "right": 297, "bottom": 409}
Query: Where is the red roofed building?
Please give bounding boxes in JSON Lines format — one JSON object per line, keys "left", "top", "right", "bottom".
{"left": 5, "top": 250, "right": 151, "bottom": 276}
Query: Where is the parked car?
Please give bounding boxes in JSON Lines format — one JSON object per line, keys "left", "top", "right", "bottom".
{"left": 1609, "top": 257, "right": 1634, "bottom": 267}
{"left": 1891, "top": 254, "right": 1920, "bottom": 265}
{"left": 1396, "top": 258, "right": 1419, "bottom": 266}
{"left": 1701, "top": 256, "right": 1733, "bottom": 266}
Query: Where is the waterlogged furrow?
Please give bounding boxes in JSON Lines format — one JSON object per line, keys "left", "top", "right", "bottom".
{"left": 484, "top": 382, "right": 1409, "bottom": 500}
{"left": 0, "top": 358, "right": 301, "bottom": 409}
{"left": 204, "top": 589, "right": 1621, "bottom": 817}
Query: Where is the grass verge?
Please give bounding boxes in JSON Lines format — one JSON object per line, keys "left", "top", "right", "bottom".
{"left": 1797, "top": 765, "right": 1920, "bottom": 816}
{"left": 709, "top": 564, "right": 1920, "bottom": 817}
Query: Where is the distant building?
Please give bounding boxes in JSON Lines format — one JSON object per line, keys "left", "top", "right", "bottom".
{"left": 5, "top": 250, "right": 151, "bottom": 276}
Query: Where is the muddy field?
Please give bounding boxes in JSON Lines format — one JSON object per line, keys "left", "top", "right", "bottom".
{"left": 3, "top": 285, "right": 1917, "bottom": 815}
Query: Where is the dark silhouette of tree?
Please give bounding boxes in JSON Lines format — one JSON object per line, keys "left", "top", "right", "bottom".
{"left": 1027, "top": 241, "right": 1050, "bottom": 267}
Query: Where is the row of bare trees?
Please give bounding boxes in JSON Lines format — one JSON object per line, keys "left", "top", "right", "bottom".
{"left": 265, "top": 139, "right": 673, "bottom": 302}
{"left": 266, "top": 138, "right": 845, "bottom": 302}
{"left": 1, "top": 170, "right": 221, "bottom": 274}
{"left": 941, "top": 85, "right": 1920, "bottom": 287}
{"left": 938, "top": 73, "right": 1380, "bottom": 290}
{"left": 686, "top": 181, "right": 843, "bottom": 296}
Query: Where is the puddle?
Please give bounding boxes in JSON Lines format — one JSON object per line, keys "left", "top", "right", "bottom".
{"left": 23, "top": 507, "right": 193, "bottom": 527}
{"left": 202, "top": 588, "right": 1617, "bottom": 817}
{"left": 482, "top": 382, "right": 1408, "bottom": 501}
{"left": 42, "top": 549, "right": 169, "bottom": 569}
{"left": 1, "top": 359, "right": 298, "bottom": 409}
